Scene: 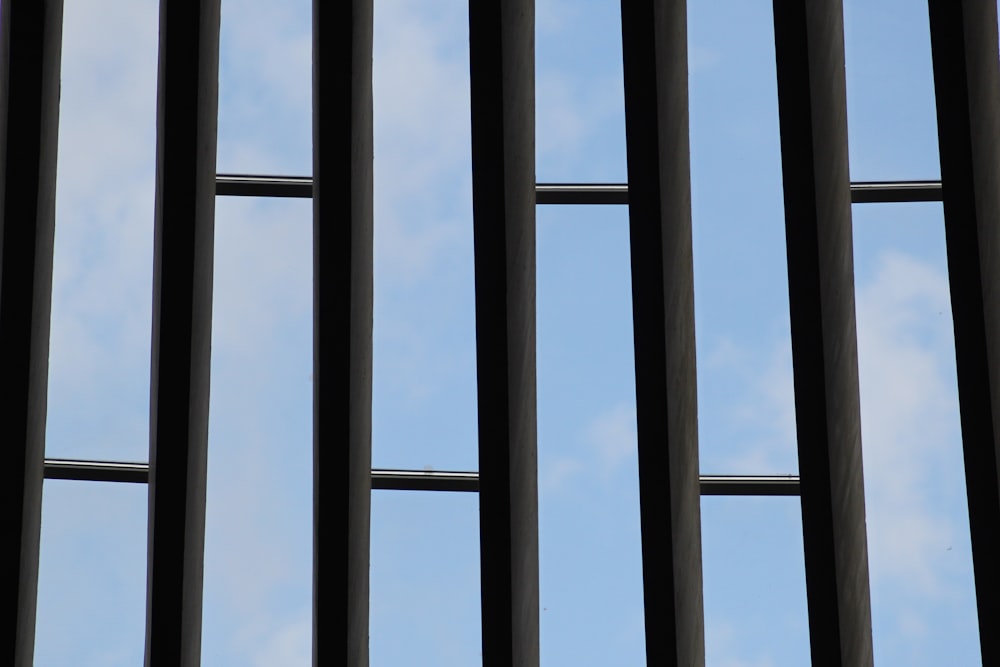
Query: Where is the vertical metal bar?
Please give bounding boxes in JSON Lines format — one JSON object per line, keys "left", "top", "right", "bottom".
{"left": 312, "top": 2, "right": 374, "bottom": 666}
{"left": 144, "top": 1, "right": 220, "bottom": 664}
{"left": 619, "top": 2, "right": 704, "bottom": 665}
{"left": 771, "top": 1, "right": 874, "bottom": 664}
{"left": 468, "top": 1, "right": 539, "bottom": 665}
{"left": 0, "top": 1, "right": 62, "bottom": 664}
{"left": 928, "top": 2, "right": 1000, "bottom": 661}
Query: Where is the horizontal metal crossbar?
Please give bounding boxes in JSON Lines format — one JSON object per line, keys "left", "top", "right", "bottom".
{"left": 849, "top": 180, "right": 942, "bottom": 203}
{"left": 372, "top": 469, "right": 480, "bottom": 492}
{"left": 699, "top": 475, "right": 800, "bottom": 496}
{"left": 44, "top": 458, "right": 149, "bottom": 483}
{"left": 535, "top": 183, "right": 628, "bottom": 204}
{"left": 216, "top": 174, "right": 312, "bottom": 198}
{"left": 42, "top": 459, "right": 799, "bottom": 496}
{"left": 216, "top": 174, "right": 943, "bottom": 205}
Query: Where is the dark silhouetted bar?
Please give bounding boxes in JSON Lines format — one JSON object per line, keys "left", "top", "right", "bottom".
{"left": 312, "top": 2, "right": 374, "bottom": 666}
{"left": 928, "top": 2, "right": 1000, "bottom": 663}
{"left": 39, "top": 458, "right": 802, "bottom": 496}
{"left": 216, "top": 175, "right": 944, "bottom": 206}
{"left": 216, "top": 173, "right": 312, "bottom": 198}
{"left": 620, "top": 1, "right": 705, "bottom": 664}
{"left": 45, "top": 459, "right": 149, "bottom": 484}
{"left": 468, "top": 1, "right": 539, "bottom": 665}
{"left": 143, "top": 1, "right": 220, "bottom": 665}
{"left": 535, "top": 183, "right": 629, "bottom": 205}
{"left": 0, "top": 2, "right": 62, "bottom": 664}
{"left": 850, "top": 180, "right": 942, "bottom": 204}
{"left": 772, "top": 1, "right": 874, "bottom": 664}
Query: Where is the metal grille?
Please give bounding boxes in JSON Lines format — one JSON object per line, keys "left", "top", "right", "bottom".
{"left": 3, "top": 1, "right": 999, "bottom": 665}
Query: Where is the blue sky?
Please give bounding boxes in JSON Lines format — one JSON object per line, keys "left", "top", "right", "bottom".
{"left": 31, "top": 0, "right": 984, "bottom": 665}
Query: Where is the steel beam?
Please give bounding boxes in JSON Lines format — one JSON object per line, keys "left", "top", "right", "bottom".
{"left": 0, "top": 2, "right": 62, "bottom": 664}
{"left": 216, "top": 174, "right": 312, "bottom": 198}
{"left": 143, "top": 1, "right": 220, "bottom": 665}
{"left": 772, "top": 1, "right": 874, "bottom": 664}
{"left": 40, "top": 459, "right": 803, "bottom": 496}
{"left": 535, "top": 183, "right": 629, "bottom": 205}
{"left": 928, "top": 2, "right": 1000, "bottom": 661}
{"left": 216, "top": 175, "right": 945, "bottom": 206}
{"left": 312, "top": 2, "right": 374, "bottom": 666}
{"left": 849, "top": 180, "right": 942, "bottom": 204}
{"left": 44, "top": 459, "right": 149, "bottom": 484}
{"left": 371, "top": 469, "right": 480, "bottom": 493}
{"left": 620, "top": 1, "right": 705, "bottom": 664}
{"left": 468, "top": 1, "right": 539, "bottom": 664}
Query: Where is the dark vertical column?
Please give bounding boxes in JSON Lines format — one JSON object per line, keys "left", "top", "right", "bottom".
{"left": 312, "top": 3, "right": 374, "bottom": 666}
{"left": 468, "top": 1, "right": 538, "bottom": 665}
{"left": 144, "top": 1, "right": 220, "bottom": 665}
{"left": 772, "top": 1, "right": 874, "bottom": 665}
{"left": 0, "top": 1, "right": 62, "bottom": 665}
{"left": 619, "top": 2, "right": 704, "bottom": 666}
{"left": 928, "top": 2, "right": 1000, "bottom": 661}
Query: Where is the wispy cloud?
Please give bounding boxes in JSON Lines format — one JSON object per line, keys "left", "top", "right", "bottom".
{"left": 705, "top": 620, "right": 777, "bottom": 667}
{"left": 711, "top": 249, "right": 976, "bottom": 659}
{"left": 249, "top": 616, "right": 310, "bottom": 667}
{"left": 855, "top": 251, "right": 965, "bottom": 597}
{"left": 587, "top": 402, "right": 638, "bottom": 470}
{"left": 46, "top": 0, "right": 159, "bottom": 462}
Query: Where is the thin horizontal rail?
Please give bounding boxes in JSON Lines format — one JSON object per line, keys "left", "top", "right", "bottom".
{"left": 536, "top": 183, "right": 628, "bottom": 204}
{"left": 849, "top": 180, "right": 942, "bottom": 203}
{"left": 216, "top": 174, "right": 943, "bottom": 205}
{"left": 41, "top": 459, "right": 800, "bottom": 495}
{"left": 216, "top": 174, "right": 312, "bottom": 198}
{"left": 372, "top": 468, "right": 480, "bottom": 492}
{"left": 44, "top": 458, "right": 149, "bottom": 483}
{"left": 699, "top": 475, "right": 800, "bottom": 496}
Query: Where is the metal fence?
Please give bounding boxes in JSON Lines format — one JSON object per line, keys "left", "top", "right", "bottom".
{"left": 2, "top": 1, "right": 998, "bottom": 665}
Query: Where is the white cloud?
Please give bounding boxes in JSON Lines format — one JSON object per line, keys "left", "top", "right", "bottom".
{"left": 717, "top": 249, "right": 974, "bottom": 655}
{"left": 370, "top": 0, "right": 474, "bottom": 284}
{"left": 705, "top": 620, "right": 777, "bottom": 667}
{"left": 855, "top": 251, "right": 963, "bottom": 597}
{"left": 250, "top": 615, "right": 311, "bottom": 667}
{"left": 712, "top": 249, "right": 964, "bottom": 596}
{"left": 536, "top": 0, "right": 582, "bottom": 36}
{"left": 46, "top": 0, "right": 160, "bottom": 460}
{"left": 719, "top": 338, "right": 798, "bottom": 473}
{"left": 541, "top": 455, "right": 585, "bottom": 492}
{"left": 535, "top": 67, "right": 625, "bottom": 177}
{"left": 537, "top": 402, "right": 636, "bottom": 496}
{"left": 586, "top": 402, "right": 637, "bottom": 470}
{"left": 689, "top": 45, "right": 723, "bottom": 73}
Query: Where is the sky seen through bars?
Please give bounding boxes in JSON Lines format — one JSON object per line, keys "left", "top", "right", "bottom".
{"left": 25, "top": 0, "right": 986, "bottom": 665}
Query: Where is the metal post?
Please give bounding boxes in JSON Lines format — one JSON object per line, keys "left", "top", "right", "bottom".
{"left": 468, "top": 1, "right": 539, "bottom": 664}
{"left": 144, "top": 1, "right": 221, "bottom": 664}
{"left": 0, "top": 1, "right": 63, "bottom": 664}
{"left": 312, "top": 2, "right": 374, "bottom": 666}
{"left": 620, "top": 1, "right": 705, "bottom": 664}
{"left": 772, "top": 1, "right": 874, "bottom": 664}
{"left": 928, "top": 2, "right": 1000, "bottom": 662}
